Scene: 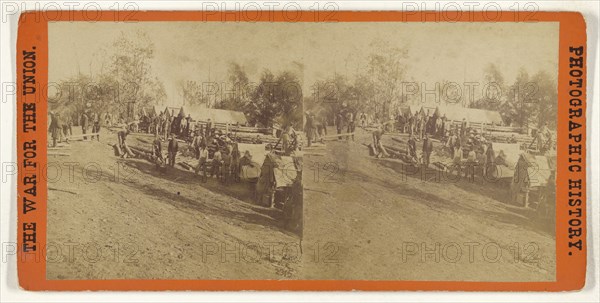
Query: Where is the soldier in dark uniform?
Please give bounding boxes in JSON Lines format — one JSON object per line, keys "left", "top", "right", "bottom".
{"left": 422, "top": 134, "right": 433, "bottom": 168}
{"left": 167, "top": 134, "right": 178, "bottom": 167}
{"left": 80, "top": 112, "right": 89, "bottom": 140}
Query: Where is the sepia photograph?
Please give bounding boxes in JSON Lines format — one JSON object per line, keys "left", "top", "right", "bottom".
{"left": 301, "top": 22, "right": 559, "bottom": 281}
{"left": 45, "top": 20, "right": 559, "bottom": 282}
{"left": 46, "top": 22, "right": 304, "bottom": 280}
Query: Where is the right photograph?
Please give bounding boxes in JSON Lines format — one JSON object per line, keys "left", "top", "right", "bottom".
{"left": 301, "top": 22, "right": 558, "bottom": 282}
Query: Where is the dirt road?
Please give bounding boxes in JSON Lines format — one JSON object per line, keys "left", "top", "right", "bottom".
{"left": 47, "top": 126, "right": 555, "bottom": 281}
{"left": 300, "top": 126, "right": 555, "bottom": 281}
{"left": 47, "top": 128, "right": 301, "bottom": 280}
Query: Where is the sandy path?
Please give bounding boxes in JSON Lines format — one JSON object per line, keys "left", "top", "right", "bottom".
{"left": 47, "top": 129, "right": 301, "bottom": 280}
{"left": 300, "top": 127, "right": 555, "bottom": 281}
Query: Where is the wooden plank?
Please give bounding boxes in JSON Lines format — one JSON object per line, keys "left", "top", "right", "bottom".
{"left": 304, "top": 152, "right": 325, "bottom": 156}
{"left": 48, "top": 152, "right": 71, "bottom": 156}
{"left": 48, "top": 187, "right": 78, "bottom": 195}
{"left": 321, "top": 132, "right": 356, "bottom": 140}
{"left": 67, "top": 132, "right": 101, "bottom": 138}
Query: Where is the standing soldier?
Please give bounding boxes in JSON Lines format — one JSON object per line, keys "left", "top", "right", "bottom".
{"left": 422, "top": 134, "right": 433, "bottom": 168}
{"left": 92, "top": 112, "right": 101, "bottom": 141}
{"left": 49, "top": 112, "right": 62, "bottom": 147}
{"left": 184, "top": 114, "right": 192, "bottom": 137}
{"left": 408, "top": 133, "right": 417, "bottom": 162}
{"left": 335, "top": 112, "right": 344, "bottom": 140}
{"left": 61, "top": 114, "right": 71, "bottom": 143}
{"left": 152, "top": 133, "right": 164, "bottom": 169}
{"left": 230, "top": 143, "right": 241, "bottom": 183}
{"left": 346, "top": 111, "right": 355, "bottom": 141}
{"left": 162, "top": 115, "right": 169, "bottom": 141}
{"left": 195, "top": 145, "right": 209, "bottom": 178}
{"left": 360, "top": 112, "right": 367, "bottom": 128}
{"left": 80, "top": 111, "right": 89, "bottom": 140}
{"left": 117, "top": 128, "right": 134, "bottom": 158}
{"left": 205, "top": 118, "right": 213, "bottom": 140}
{"left": 304, "top": 111, "right": 314, "bottom": 147}
{"left": 460, "top": 117, "right": 468, "bottom": 137}
{"left": 372, "top": 127, "right": 388, "bottom": 158}
{"left": 191, "top": 131, "right": 202, "bottom": 159}
{"left": 167, "top": 134, "right": 178, "bottom": 167}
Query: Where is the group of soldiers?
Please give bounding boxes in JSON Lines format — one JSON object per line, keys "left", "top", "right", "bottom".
{"left": 304, "top": 108, "right": 358, "bottom": 146}
{"left": 395, "top": 110, "right": 453, "bottom": 140}
{"left": 48, "top": 110, "right": 101, "bottom": 147}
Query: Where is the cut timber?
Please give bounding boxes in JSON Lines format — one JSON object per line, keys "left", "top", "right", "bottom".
{"left": 48, "top": 187, "right": 78, "bottom": 195}
{"left": 391, "top": 137, "right": 406, "bottom": 145}
{"left": 320, "top": 132, "right": 355, "bottom": 139}
{"left": 304, "top": 152, "right": 325, "bottom": 156}
{"left": 68, "top": 132, "right": 101, "bottom": 138}
{"left": 48, "top": 152, "right": 71, "bottom": 156}
{"left": 178, "top": 162, "right": 194, "bottom": 171}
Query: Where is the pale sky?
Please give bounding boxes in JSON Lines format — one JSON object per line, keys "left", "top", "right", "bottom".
{"left": 49, "top": 21, "right": 558, "bottom": 106}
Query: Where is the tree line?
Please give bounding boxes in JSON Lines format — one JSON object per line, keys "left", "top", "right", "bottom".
{"left": 50, "top": 31, "right": 303, "bottom": 130}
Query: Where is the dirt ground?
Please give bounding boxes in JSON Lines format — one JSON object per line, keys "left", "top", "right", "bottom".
{"left": 47, "top": 125, "right": 555, "bottom": 282}
{"left": 47, "top": 127, "right": 302, "bottom": 280}
{"left": 299, "top": 126, "right": 556, "bottom": 282}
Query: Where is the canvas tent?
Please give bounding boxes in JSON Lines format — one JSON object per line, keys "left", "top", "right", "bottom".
{"left": 140, "top": 106, "right": 158, "bottom": 118}
{"left": 437, "top": 105, "right": 503, "bottom": 125}
{"left": 399, "top": 105, "right": 423, "bottom": 117}
{"left": 163, "top": 106, "right": 181, "bottom": 119}
{"left": 184, "top": 105, "right": 248, "bottom": 125}
{"left": 510, "top": 153, "right": 556, "bottom": 206}
{"left": 513, "top": 153, "right": 555, "bottom": 188}
{"left": 490, "top": 142, "right": 521, "bottom": 180}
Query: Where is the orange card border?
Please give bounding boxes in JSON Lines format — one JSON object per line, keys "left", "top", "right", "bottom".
{"left": 16, "top": 10, "right": 587, "bottom": 291}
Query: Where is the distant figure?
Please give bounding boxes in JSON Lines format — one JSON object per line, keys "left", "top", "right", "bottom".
{"left": 205, "top": 118, "right": 213, "bottom": 139}
{"left": 153, "top": 133, "right": 163, "bottom": 159}
{"left": 184, "top": 114, "right": 191, "bottom": 137}
{"left": 446, "top": 131, "right": 458, "bottom": 158}
{"left": 167, "top": 134, "right": 178, "bottom": 167}
{"left": 191, "top": 131, "right": 202, "bottom": 159}
{"left": 222, "top": 149, "right": 231, "bottom": 183}
{"left": 195, "top": 146, "right": 209, "bottom": 176}
{"left": 460, "top": 118, "right": 468, "bottom": 137}
{"left": 117, "top": 129, "right": 134, "bottom": 158}
{"left": 153, "top": 133, "right": 164, "bottom": 169}
{"left": 335, "top": 112, "right": 344, "bottom": 140}
{"left": 92, "top": 112, "right": 101, "bottom": 141}
{"left": 360, "top": 112, "right": 367, "bottom": 128}
{"left": 346, "top": 111, "right": 355, "bottom": 141}
{"left": 230, "top": 143, "right": 241, "bottom": 182}
{"left": 304, "top": 111, "right": 314, "bottom": 147}
{"left": 422, "top": 134, "right": 433, "bottom": 168}
{"left": 80, "top": 112, "right": 89, "bottom": 140}
{"left": 372, "top": 127, "right": 388, "bottom": 158}
{"left": 485, "top": 142, "right": 495, "bottom": 168}
{"left": 212, "top": 148, "right": 223, "bottom": 178}
{"left": 49, "top": 112, "right": 62, "bottom": 147}
{"left": 281, "top": 125, "right": 291, "bottom": 156}
{"left": 61, "top": 114, "right": 71, "bottom": 142}
{"left": 408, "top": 134, "right": 417, "bottom": 161}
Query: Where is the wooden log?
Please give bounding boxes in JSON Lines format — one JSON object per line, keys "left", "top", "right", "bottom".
{"left": 48, "top": 186, "right": 78, "bottom": 195}
{"left": 178, "top": 162, "right": 194, "bottom": 171}
{"left": 382, "top": 144, "right": 406, "bottom": 155}
{"left": 320, "top": 132, "right": 355, "bottom": 139}
{"left": 67, "top": 132, "right": 101, "bottom": 138}
{"left": 48, "top": 152, "right": 71, "bottom": 156}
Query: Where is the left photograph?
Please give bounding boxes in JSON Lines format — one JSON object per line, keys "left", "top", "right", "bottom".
{"left": 46, "top": 22, "right": 304, "bottom": 280}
